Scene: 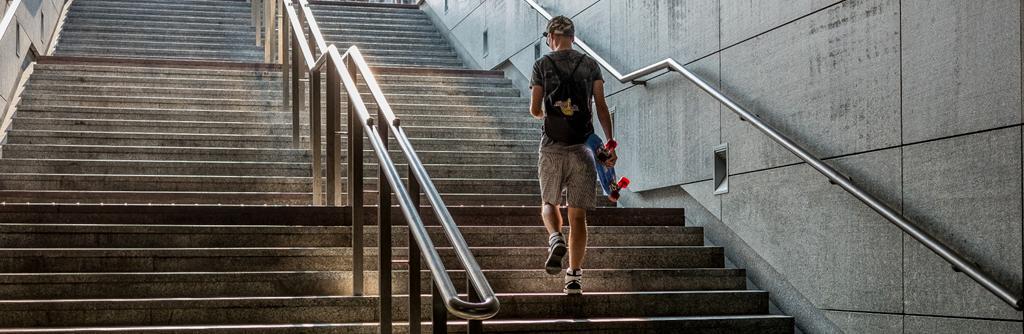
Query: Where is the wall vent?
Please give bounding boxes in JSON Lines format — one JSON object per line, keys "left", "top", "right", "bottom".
{"left": 482, "top": 30, "right": 488, "bottom": 57}
{"left": 713, "top": 143, "right": 729, "bottom": 195}
{"left": 14, "top": 21, "right": 19, "bottom": 57}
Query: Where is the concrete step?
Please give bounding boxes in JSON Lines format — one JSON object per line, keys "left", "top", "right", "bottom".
{"left": 23, "top": 78, "right": 514, "bottom": 98}
{"left": 0, "top": 173, "right": 311, "bottom": 193}
{"left": 324, "top": 40, "right": 452, "bottom": 52}
{"left": 23, "top": 84, "right": 277, "bottom": 100}
{"left": 22, "top": 81, "right": 518, "bottom": 99}
{"left": 0, "top": 291, "right": 770, "bottom": 327}
{"left": 0, "top": 315, "right": 794, "bottom": 333}
{"left": 0, "top": 159, "right": 310, "bottom": 177}
{"left": 32, "top": 64, "right": 280, "bottom": 80}
{"left": 18, "top": 94, "right": 278, "bottom": 111}
{"left": 319, "top": 27, "right": 442, "bottom": 39}
{"left": 69, "top": 4, "right": 252, "bottom": 19}
{"left": 66, "top": 11, "right": 251, "bottom": 25}
{"left": 373, "top": 73, "right": 509, "bottom": 86}
{"left": 312, "top": 8, "right": 430, "bottom": 21}
{"left": 311, "top": 3, "right": 425, "bottom": 15}
{"left": 54, "top": 47, "right": 264, "bottom": 62}
{"left": 0, "top": 144, "right": 310, "bottom": 163}
{"left": 0, "top": 206, "right": 682, "bottom": 226}
{"left": 328, "top": 35, "right": 452, "bottom": 48}
{"left": 0, "top": 246, "right": 722, "bottom": 273}
{"left": 71, "top": 0, "right": 251, "bottom": 13}
{"left": 5, "top": 130, "right": 538, "bottom": 149}
{"left": 16, "top": 102, "right": 526, "bottom": 119}
{"left": 315, "top": 15, "right": 433, "bottom": 28}
{"left": 0, "top": 268, "right": 740, "bottom": 300}
{"left": 0, "top": 173, "right": 542, "bottom": 194}
{"left": 0, "top": 190, "right": 314, "bottom": 205}
{"left": 58, "top": 38, "right": 264, "bottom": 53}
{"left": 359, "top": 55, "right": 463, "bottom": 67}
{"left": 0, "top": 144, "right": 531, "bottom": 165}
{"left": 60, "top": 31, "right": 256, "bottom": 45}
{"left": 63, "top": 17, "right": 255, "bottom": 33}
{"left": 27, "top": 74, "right": 279, "bottom": 90}
{"left": 5, "top": 130, "right": 294, "bottom": 149}
{"left": 14, "top": 108, "right": 532, "bottom": 127}
{"left": 59, "top": 24, "right": 256, "bottom": 38}
{"left": 319, "top": 20, "right": 439, "bottom": 33}
{"left": 0, "top": 224, "right": 700, "bottom": 248}
{"left": 0, "top": 190, "right": 542, "bottom": 206}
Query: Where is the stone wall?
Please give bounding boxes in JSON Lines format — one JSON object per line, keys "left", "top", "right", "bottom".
{"left": 422, "top": 0, "right": 1024, "bottom": 332}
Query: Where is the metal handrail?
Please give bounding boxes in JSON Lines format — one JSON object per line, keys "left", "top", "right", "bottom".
{"left": 0, "top": 0, "right": 22, "bottom": 40}
{"left": 523, "top": 0, "right": 1022, "bottom": 311}
{"left": 268, "top": 1, "right": 501, "bottom": 331}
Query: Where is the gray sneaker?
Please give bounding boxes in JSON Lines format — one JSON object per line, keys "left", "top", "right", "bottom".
{"left": 544, "top": 232, "right": 566, "bottom": 275}
{"left": 564, "top": 269, "right": 582, "bottom": 295}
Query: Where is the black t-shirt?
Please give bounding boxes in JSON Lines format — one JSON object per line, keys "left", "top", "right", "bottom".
{"left": 531, "top": 49, "right": 604, "bottom": 147}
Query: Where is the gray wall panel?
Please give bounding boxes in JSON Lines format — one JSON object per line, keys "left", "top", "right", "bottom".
{"left": 720, "top": 0, "right": 838, "bottom": 47}
{"left": 607, "top": 0, "right": 718, "bottom": 69}
{"left": 610, "top": 55, "right": 720, "bottom": 191}
{"left": 824, "top": 310, "right": 902, "bottom": 334}
{"left": 904, "top": 315, "right": 1022, "bottom": 334}
{"left": 721, "top": 148, "right": 903, "bottom": 312}
{"left": 721, "top": 0, "right": 901, "bottom": 174}
{"left": 537, "top": 0, "right": 599, "bottom": 19}
{"left": 901, "top": 126, "right": 1023, "bottom": 320}
{"left": 901, "top": 0, "right": 1022, "bottom": 143}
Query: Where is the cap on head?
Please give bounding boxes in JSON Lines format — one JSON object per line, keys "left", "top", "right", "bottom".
{"left": 546, "top": 15, "right": 575, "bottom": 36}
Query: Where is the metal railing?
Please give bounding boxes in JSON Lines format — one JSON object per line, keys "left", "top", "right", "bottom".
{"left": 254, "top": 1, "right": 500, "bottom": 332}
{"left": 521, "top": 0, "right": 1022, "bottom": 311}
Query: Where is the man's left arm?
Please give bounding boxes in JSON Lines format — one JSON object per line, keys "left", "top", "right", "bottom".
{"left": 593, "top": 79, "right": 617, "bottom": 167}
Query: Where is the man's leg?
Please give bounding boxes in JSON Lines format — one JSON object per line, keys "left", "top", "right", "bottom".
{"left": 539, "top": 152, "right": 567, "bottom": 275}
{"left": 566, "top": 207, "right": 588, "bottom": 270}
{"left": 541, "top": 202, "right": 563, "bottom": 235}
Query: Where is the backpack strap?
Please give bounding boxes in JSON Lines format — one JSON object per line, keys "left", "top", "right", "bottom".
{"left": 544, "top": 54, "right": 585, "bottom": 83}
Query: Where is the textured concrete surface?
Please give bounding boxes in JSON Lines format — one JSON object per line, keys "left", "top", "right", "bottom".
{"left": 427, "top": 0, "right": 1024, "bottom": 330}
{"left": 621, "top": 185, "right": 841, "bottom": 334}
{"left": 901, "top": 0, "right": 1022, "bottom": 143}
{"left": 607, "top": 0, "right": 718, "bottom": 68}
{"left": 721, "top": 0, "right": 901, "bottom": 174}
{"left": 902, "top": 126, "right": 1023, "bottom": 320}
{"left": 721, "top": 148, "right": 903, "bottom": 312}
{"left": 903, "top": 315, "right": 1022, "bottom": 334}
{"left": 611, "top": 55, "right": 720, "bottom": 190}
{"left": 720, "top": 0, "right": 839, "bottom": 47}
{"left": 824, "top": 310, "right": 902, "bottom": 334}
{"left": 681, "top": 180, "right": 721, "bottom": 219}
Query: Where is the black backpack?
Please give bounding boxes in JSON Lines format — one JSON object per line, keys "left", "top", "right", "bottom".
{"left": 542, "top": 55, "right": 594, "bottom": 145}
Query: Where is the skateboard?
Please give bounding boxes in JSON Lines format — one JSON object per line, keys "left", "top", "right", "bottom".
{"left": 586, "top": 133, "right": 630, "bottom": 202}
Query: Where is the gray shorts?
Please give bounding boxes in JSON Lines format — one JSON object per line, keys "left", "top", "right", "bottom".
{"left": 538, "top": 145, "right": 596, "bottom": 210}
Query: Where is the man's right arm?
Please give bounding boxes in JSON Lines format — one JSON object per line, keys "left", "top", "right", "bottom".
{"left": 529, "top": 85, "right": 544, "bottom": 119}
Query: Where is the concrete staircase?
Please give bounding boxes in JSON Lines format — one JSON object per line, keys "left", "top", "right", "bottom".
{"left": 54, "top": 0, "right": 264, "bottom": 62}
{"left": 0, "top": 205, "right": 793, "bottom": 333}
{"left": 0, "top": 58, "right": 313, "bottom": 205}
{"left": 0, "top": 0, "right": 795, "bottom": 332}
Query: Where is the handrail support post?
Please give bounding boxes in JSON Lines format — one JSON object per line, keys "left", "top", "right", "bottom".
{"left": 341, "top": 56, "right": 364, "bottom": 296}
{"left": 371, "top": 55, "right": 394, "bottom": 333}
{"left": 408, "top": 167, "right": 422, "bottom": 334}
{"left": 309, "top": 69, "right": 323, "bottom": 205}
{"left": 431, "top": 279, "right": 447, "bottom": 334}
